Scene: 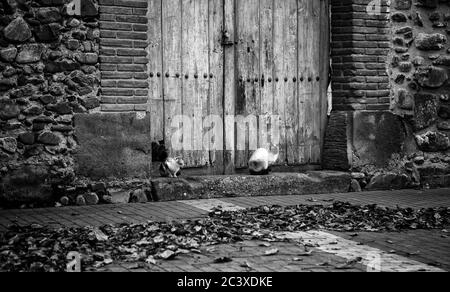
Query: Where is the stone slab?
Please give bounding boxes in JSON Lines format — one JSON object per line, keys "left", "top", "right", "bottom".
{"left": 73, "top": 113, "right": 152, "bottom": 180}
{"left": 150, "top": 171, "right": 352, "bottom": 202}
{"left": 352, "top": 111, "right": 406, "bottom": 168}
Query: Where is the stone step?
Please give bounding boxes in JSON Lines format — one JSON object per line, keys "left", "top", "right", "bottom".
{"left": 149, "top": 171, "right": 352, "bottom": 202}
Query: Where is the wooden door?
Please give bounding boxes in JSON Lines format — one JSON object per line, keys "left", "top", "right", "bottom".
{"left": 224, "top": 0, "right": 330, "bottom": 172}
{"left": 149, "top": 0, "right": 224, "bottom": 171}
{"left": 149, "top": 0, "right": 329, "bottom": 174}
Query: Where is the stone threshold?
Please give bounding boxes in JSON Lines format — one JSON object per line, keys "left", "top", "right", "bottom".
{"left": 119, "top": 171, "right": 353, "bottom": 204}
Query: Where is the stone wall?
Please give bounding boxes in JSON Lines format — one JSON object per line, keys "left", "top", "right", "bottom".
{"left": 389, "top": 0, "right": 450, "bottom": 187}
{"left": 1, "top": 0, "right": 449, "bottom": 207}
{"left": 324, "top": 0, "right": 450, "bottom": 190}
{"left": 0, "top": 0, "right": 100, "bottom": 207}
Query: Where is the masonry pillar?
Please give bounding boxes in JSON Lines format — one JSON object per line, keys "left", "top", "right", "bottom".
{"left": 323, "top": 0, "right": 406, "bottom": 171}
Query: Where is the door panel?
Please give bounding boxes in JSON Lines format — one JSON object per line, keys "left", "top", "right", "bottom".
{"left": 148, "top": 0, "right": 163, "bottom": 143}
{"left": 208, "top": 0, "right": 225, "bottom": 173}
{"left": 298, "top": 0, "right": 327, "bottom": 164}
{"left": 235, "top": 0, "right": 260, "bottom": 169}
{"left": 283, "top": 0, "right": 299, "bottom": 165}
{"left": 150, "top": 0, "right": 329, "bottom": 173}
{"left": 159, "top": 0, "right": 223, "bottom": 169}
{"left": 181, "top": 0, "right": 210, "bottom": 167}
{"left": 162, "top": 0, "right": 183, "bottom": 160}
{"left": 223, "top": 0, "right": 236, "bottom": 174}
{"left": 259, "top": 0, "right": 274, "bottom": 155}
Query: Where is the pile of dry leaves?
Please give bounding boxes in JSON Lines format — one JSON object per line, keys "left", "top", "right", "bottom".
{"left": 0, "top": 202, "right": 448, "bottom": 272}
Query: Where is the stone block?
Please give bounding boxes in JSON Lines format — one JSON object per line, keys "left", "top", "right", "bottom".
{"left": 74, "top": 112, "right": 152, "bottom": 180}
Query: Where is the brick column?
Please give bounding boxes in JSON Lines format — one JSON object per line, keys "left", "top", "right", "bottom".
{"left": 330, "top": 0, "right": 391, "bottom": 111}
{"left": 323, "top": 0, "right": 399, "bottom": 171}
{"left": 98, "top": 0, "right": 149, "bottom": 112}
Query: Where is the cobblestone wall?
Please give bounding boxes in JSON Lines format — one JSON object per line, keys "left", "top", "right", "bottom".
{"left": 0, "top": 0, "right": 100, "bottom": 207}
{"left": 2, "top": 0, "right": 449, "bottom": 207}
{"left": 325, "top": 0, "right": 450, "bottom": 190}
{"left": 389, "top": 0, "right": 450, "bottom": 187}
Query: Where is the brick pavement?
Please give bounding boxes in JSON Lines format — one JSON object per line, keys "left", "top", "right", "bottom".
{"left": 0, "top": 188, "right": 449, "bottom": 272}
{"left": 0, "top": 188, "right": 449, "bottom": 231}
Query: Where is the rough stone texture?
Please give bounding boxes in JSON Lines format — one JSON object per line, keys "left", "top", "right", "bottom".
{"left": 350, "top": 179, "right": 362, "bottom": 192}
{"left": 129, "top": 189, "right": 148, "bottom": 204}
{"left": 366, "top": 172, "right": 411, "bottom": 191}
{"left": 151, "top": 172, "right": 352, "bottom": 202}
{"left": 15, "top": 44, "right": 44, "bottom": 64}
{"left": 73, "top": 112, "right": 152, "bottom": 180}
{"left": 388, "top": 1, "right": 450, "bottom": 188}
{"left": 108, "top": 189, "right": 131, "bottom": 204}
{"left": 0, "top": 0, "right": 100, "bottom": 207}
{"left": 415, "top": 33, "right": 447, "bottom": 50}
{"left": 352, "top": 111, "right": 406, "bottom": 168}
{"left": 0, "top": 165, "right": 53, "bottom": 207}
{"left": 416, "top": 132, "right": 450, "bottom": 152}
{"left": 3, "top": 17, "right": 32, "bottom": 43}
{"left": 76, "top": 195, "right": 86, "bottom": 206}
{"left": 414, "top": 93, "right": 439, "bottom": 130}
{"left": 83, "top": 192, "right": 99, "bottom": 205}
{"left": 415, "top": 66, "right": 448, "bottom": 88}
{"left": 323, "top": 111, "right": 407, "bottom": 171}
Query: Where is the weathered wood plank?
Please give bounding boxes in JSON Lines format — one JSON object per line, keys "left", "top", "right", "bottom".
{"left": 223, "top": 0, "right": 236, "bottom": 174}
{"left": 208, "top": 0, "right": 224, "bottom": 173}
{"left": 235, "top": 0, "right": 260, "bottom": 169}
{"left": 297, "top": 0, "right": 313, "bottom": 164}
{"left": 162, "top": 0, "right": 183, "bottom": 159}
{"left": 284, "top": 0, "right": 299, "bottom": 165}
{"left": 181, "top": 0, "right": 210, "bottom": 168}
{"left": 148, "top": 0, "right": 163, "bottom": 143}
{"left": 197, "top": 0, "right": 210, "bottom": 167}
{"left": 319, "top": 0, "right": 330, "bottom": 162}
{"left": 273, "top": 0, "right": 287, "bottom": 165}
{"left": 259, "top": 0, "right": 274, "bottom": 152}
{"left": 181, "top": 0, "right": 195, "bottom": 167}
{"left": 310, "top": 0, "right": 322, "bottom": 164}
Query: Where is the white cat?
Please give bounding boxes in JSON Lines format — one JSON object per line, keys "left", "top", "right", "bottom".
{"left": 159, "top": 157, "right": 185, "bottom": 178}
{"left": 248, "top": 147, "right": 279, "bottom": 175}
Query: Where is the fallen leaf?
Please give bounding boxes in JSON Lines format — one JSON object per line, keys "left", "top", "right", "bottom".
{"left": 264, "top": 249, "right": 279, "bottom": 256}
{"left": 157, "top": 250, "right": 177, "bottom": 260}
{"left": 407, "top": 251, "right": 420, "bottom": 256}
{"left": 322, "top": 199, "right": 335, "bottom": 202}
{"left": 240, "top": 261, "right": 253, "bottom": 269}
{"left": 297, "top": 249, "right": 313, "bottom": 256}
{"left": 153, "top": 235, "right": 164, "bottom": 244}
{"left": 214, "top": 257, "right": 232, "bottom": 264}
{"left": 92, "top": 228, "right": 108, "bottom": 242}
{"left": 136, "top": 239, "right": 151, "bottom": 246}
{"left": 146, "top": 256, "right": 157, "bottom": 265}
{"left": 103, "top": 258, "right": 113, "bottom": 265}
